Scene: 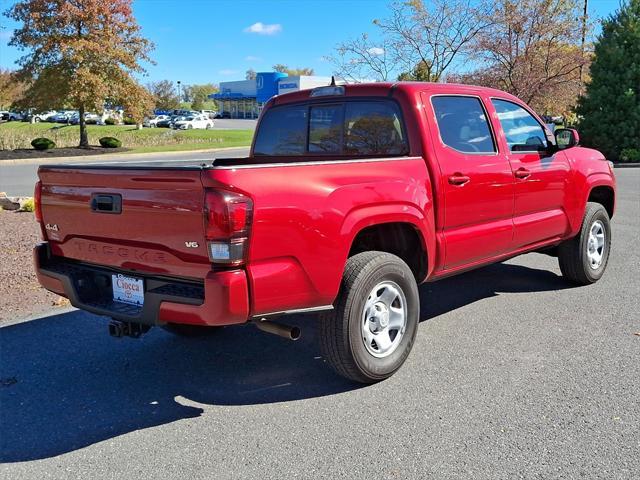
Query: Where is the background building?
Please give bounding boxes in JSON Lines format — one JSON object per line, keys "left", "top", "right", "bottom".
{"left": 211, "top": 72, "right": 334, "bottom": 118}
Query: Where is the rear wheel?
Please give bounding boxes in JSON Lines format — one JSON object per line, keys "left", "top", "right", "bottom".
{"left": 162, "top": 323, "right": 222, "bottom": 337}
{"left": 319, "top": 251, "right": 420, "bottom": 383}
{"left": 558, "top": 202, "right": 611, "bottom": 285}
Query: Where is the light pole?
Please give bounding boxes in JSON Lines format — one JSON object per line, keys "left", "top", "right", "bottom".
{"left": 580, "top": 0, "right": 588, "bottom": 87}
{"left": 177, "top": 80, "right": 181, "bottom": 106}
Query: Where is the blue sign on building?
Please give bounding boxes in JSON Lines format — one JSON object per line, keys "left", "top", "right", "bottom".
{"left": 256, "top": 72, "right": 287, "bottom": 103}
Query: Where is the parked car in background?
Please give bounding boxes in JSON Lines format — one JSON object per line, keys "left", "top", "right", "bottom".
{"left": 155, "top": 116, "right": 176, "bottom": 128}
{"left": 84, "top": 113, "right": 103, "bottom": 124}
{"left": 28, "top": 110, "right": 58, "bottom": 123}
{"left": 168, "top": 115, "right": 188, "bottom": 128}
{"left": 33, "top": 82, "right": 616, "bottom": 383}
{"left": 215, "top": 111, "right": 231, "bottom": 119}
{"left": 201, "top": 110, "right": 217, "bottom": 119}
{"left": 50, "top": 111, "right": 76, "bottom": 123}
{"left": 0, "top": 111, "right": 10, "bottom": 121}
{"left": 8, "top": 111, "right": 24, "bottom": 121}
{"left": 173, "top": 114, "right": 214, "bottom": 130}
{"left": 143, "top": 114, "right": 170, "bottom": 128}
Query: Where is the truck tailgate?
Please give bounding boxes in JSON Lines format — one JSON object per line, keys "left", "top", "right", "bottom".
{"left": 38, "top": 165, "right": 211, "bottom": 279}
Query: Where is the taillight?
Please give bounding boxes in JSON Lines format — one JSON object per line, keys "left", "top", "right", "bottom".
{"left": 34, "top": 180, "right": 43, "bottom": 223}
{"left": 204, "top": 189, "right": 253, "bottom": 265}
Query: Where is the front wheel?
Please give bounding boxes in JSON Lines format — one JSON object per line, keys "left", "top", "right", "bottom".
{"left": 558, "top": 202, "right": 611, "bottom": 285}
{"left": 319, "top": 251, "right": 420, "bottom": 383}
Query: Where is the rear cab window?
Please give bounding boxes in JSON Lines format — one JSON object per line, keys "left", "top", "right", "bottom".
{"left": 253, "top": 99, "right": 408, "bottom": 157}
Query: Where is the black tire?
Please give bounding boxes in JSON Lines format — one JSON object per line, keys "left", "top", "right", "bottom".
{"left": 558, "top": 202, "right": 611, "bottom": 285}
{"left": 162, "top": 323, "right": 222, "bottom": 337}
{"left": 319, "top": 251, "right": 420, "bottom": 383}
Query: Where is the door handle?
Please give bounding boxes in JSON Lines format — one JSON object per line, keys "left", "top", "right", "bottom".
{"left": 514, "top": 168, "right": 531, "bottom": 179}
{"left": 448, "top": 174, "right": 470, "bottom": 186}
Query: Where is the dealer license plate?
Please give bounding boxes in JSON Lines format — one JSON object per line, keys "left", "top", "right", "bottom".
{"left": 112, "top": 274, "right": 144, "bottom": 306}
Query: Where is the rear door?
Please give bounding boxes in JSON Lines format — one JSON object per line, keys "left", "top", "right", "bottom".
{"left": 424, "top": 93, "right": 514, "bottom": 270}
{"left": 38, "top": 166, "right": 211, "bottom": 279}
{"left": 488, "top": 98, "right": 571, "bottom": 248}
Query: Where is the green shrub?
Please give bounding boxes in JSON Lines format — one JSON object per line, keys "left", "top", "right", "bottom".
{"left": 104, "top": 117, "right": 116, "bottom": 125}
{"left": 123, "top": 116, "right": 136, "bottom": 125}
{"left": 31, "top": 137, "right": 56, "bottom": 150}
{"left": 99, "top": 136, "right": 122, "bottom": 148}
{"left": 619, "top": 148, "right": 640, "bottom": 163}
{"left": 21, "top": 198, "right": 35, "bottom": 212}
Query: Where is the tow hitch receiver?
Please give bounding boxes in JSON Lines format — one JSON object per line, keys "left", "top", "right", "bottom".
{"left": 108, "top": 320, "right": 151, "bottom": 339}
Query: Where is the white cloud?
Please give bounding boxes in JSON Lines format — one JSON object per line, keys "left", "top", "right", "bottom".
{"left": 367, "top": 47, "right": 385, "bottom": 56}
{"left": 243, "top": 22, "right": 282, "bottom": 35}
{"left": 219, "top": 69, "right": 239, "bottom": 76}
{"left": 245, "top": 55, "right": 262, "bottom": 62}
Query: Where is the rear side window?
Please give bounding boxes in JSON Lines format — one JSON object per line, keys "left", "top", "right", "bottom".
{"left": 345, "top": 102, "right": 407, "bottom": 155}
{"left": 491, "top": 99, "right": 548, "bottom": 152}
{"left": 253, "top": 105, "right": 307, "bottom": 155}
{"left": 431, "top": 96, "right": 496, "bottom": 154}
{"left": 253, "top": 100, "right": 408, "bottom": 156}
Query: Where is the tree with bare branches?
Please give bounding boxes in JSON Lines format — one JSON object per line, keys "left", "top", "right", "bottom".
{"left": 327, "top": 34, "right": 399, "bottom": 82}
{"left": 454, "top": 0, "right": 589, "bottom": 114}
{"left": 329, "top": 0, "right": 491, "bottom": 82}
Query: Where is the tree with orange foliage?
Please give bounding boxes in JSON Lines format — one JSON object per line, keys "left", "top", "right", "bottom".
{"left": 5, "top": 0, "right": 154, "bottom": 147}
{"left": 451, "top": 0, "right": 589, "bottom": 115}
{"left": 0, "top": 69, "right": 26, "bottom": 109}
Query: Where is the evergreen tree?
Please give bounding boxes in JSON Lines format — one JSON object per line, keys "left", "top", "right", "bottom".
{"left": 577, "top": 0, "right": 640, "bottom": 161}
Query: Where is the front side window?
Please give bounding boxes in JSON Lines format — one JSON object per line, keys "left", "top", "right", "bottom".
{"left": 431, "top": 96, "right": 496, "bottom": 154}
{"left": 253, "top": 100, "right": 408, "bottom": 157}
{"left": 491, "top": 99, "right": 548, "bottom": 152}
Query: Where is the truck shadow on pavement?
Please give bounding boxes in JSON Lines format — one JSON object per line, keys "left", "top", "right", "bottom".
{"left": 0, "top": 260, "right": 573, "bottom": 462}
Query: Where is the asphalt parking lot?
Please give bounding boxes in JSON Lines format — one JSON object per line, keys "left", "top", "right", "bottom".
{"left": 0, "top": 169, "right": 638, "bottom": 479}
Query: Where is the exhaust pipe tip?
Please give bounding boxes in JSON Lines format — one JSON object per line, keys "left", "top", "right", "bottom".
{"left": 289, "top": 326, "right": 301, "bottom": 341}
{"left": 255, "top": 319, "right": 301, "bottom": 341}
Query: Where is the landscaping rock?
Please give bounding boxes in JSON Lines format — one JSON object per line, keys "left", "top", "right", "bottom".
{"left": 0, "top": 192, "right": 20, "bottom": 211}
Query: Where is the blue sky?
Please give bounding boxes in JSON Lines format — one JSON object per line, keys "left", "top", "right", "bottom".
{"left": 0, "top": 0, "right": 622, "bottom": 85}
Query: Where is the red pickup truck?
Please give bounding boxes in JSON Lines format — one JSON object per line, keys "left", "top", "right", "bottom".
{"left": 34, "top": 82, "right": 616, "bottom": 383}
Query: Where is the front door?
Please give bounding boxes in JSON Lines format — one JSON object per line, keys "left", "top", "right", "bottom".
{"left": 424, "top": 94, "right": 515, "bottom": 270}
{"left": 489, "top": 98, "right": 571, "bottom": 248}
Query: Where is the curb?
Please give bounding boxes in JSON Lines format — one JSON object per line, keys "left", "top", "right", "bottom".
{"left": 613, "top": 163, "right": 640, "bottom": 169}
{"left": 0, "top": 146, "right": 250, "bottom": 166}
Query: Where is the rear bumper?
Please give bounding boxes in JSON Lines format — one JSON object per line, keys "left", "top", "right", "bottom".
{"left": 34, "top": 243, "right": 249, "bottom": 326}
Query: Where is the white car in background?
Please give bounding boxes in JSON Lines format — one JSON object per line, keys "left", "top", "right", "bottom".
{"left": 200, "top": 110, "right": 217, "bottom": 119}
{"left": 173, "top": 114, "right": 214, "bottom": 130}
{"left": 143, "top": 114, "right": 170, "bottom": 128}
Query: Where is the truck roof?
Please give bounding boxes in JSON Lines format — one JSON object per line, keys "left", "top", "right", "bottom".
{"left": 270, "top": 81, "right": 523, "bottom": 106}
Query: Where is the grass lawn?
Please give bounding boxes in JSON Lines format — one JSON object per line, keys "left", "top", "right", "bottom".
{"left": 0, "top": 122, "right": 253, "bottom": 153}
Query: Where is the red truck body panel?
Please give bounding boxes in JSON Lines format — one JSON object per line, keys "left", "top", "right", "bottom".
{"left": 34, "top": 82, "right": 616, "bottom": 327}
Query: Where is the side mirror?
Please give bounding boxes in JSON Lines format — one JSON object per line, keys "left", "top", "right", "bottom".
{"left": 555, "top": 128, "right": 580, "bottom": 150}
